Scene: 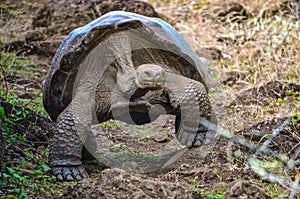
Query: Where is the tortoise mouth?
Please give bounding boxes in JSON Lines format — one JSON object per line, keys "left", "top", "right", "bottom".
{"left": 136, "top": 80, "right": 165, "bottom": 89}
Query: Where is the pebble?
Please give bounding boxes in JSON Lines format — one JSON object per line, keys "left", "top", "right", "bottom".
{"left": 153, "top": 133, "right": 168, "bottom": 143}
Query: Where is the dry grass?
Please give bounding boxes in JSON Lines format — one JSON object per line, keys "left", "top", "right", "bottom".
{"left": 145, "top": 0, "right": 300, "bottom": 197}
{"left": 145, "top": 0, "right": 299, "bottom": 123}
{"left": 146, "top": 0, "right": 299, "bottom": 83}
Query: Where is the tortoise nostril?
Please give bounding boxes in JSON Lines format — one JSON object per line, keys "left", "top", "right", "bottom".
{"left": 144, "top": 70, "right": 151, "bottom": 77}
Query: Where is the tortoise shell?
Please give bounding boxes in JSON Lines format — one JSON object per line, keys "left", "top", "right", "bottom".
{"left": 42, "top": 11, "right": 209, "bottom": 121}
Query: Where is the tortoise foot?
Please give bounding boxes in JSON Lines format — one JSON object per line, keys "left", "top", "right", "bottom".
{"left": 192, "top": 131, "right": 207, "bottom": 147}
{"left": 52, "top": 166, "right": 88, "bottom": 181}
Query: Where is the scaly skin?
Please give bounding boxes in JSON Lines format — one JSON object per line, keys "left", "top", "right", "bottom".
{"left": 49, "top": 92, "right": 94, "bottom": 181}
{"left": 164, "top": 72, "right": 216, "bottom": 147}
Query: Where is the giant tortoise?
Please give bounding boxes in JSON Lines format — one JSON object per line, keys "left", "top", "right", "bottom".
{"left": 43, "top": 11, "right": 217, "bottom": 181}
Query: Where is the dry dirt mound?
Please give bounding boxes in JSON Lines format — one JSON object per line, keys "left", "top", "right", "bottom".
{"left": 59, "top": 169, "right": 199, "bottom": 199}
{"left": 2, "top": 0, "right": 159, "bottom": 59}
{"left": 46, "top": 112, "right": 300, "bottom": 198}
{"left": 32, "top": 0, "right": 159, "bottom": 35}
{"left": 226, "top": 180, "right": 271, "bottom": 199}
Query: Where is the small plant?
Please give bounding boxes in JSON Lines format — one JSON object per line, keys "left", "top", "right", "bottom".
{"left": 0, "top": 151, "right": 58, "bottom": 198}
{"left": 130, "top": 131, "right": 153, "bottom": 139}
{"left": 112, "top": 143, "right": 127, "bottom": 149}
{"left": 130, "top": 131, "right": 154, "bottom": 145}
{"left": 187, "top": 176, "right": 226, "bottom": 199}
{"left": 0, "top": 101, "right": 60, "bottom": 198}
{"left": 83, "top": 163, "right": 102, "bottom": 179}
{"left": 207, "top": 190, "right": 226, "bottom": 199}
{"left": 291, "top": 115, "right": 299, "bottom": 126}
{"left": 137, "top": 139, "right": 148, "bottom": 145}
{"left": 187, "top": 175, "right": 199, "bottom": 189}
{"left": 98, "top": 121, "right": 119, "bottom": 129}
{"left": 0, "top": 52, "right": 46, "bottom": 115}
{"left": 276, "top": 97, "right": 286, "bottom": 105}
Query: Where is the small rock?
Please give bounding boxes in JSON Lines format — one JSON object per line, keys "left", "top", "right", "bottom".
{"left": 24, "top": 30, "right": 44, "bottom": 43}
{"left": 153, "top": 133, "right": 168, "bottom": 143}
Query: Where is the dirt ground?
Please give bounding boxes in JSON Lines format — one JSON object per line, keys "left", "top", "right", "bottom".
{"left": 0, "top": 0, "right": 300, "bottom": 198}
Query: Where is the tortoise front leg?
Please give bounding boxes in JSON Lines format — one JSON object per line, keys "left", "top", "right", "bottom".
{"left": 165, "top": 73, "right": 217, "bottom": 147}
{"left": 49, "top": 92, "right": 94, "bottom": 181}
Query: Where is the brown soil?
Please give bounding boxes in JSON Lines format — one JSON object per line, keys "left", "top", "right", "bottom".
{"left": 1, "top": 0, "right": 300, "bottom": 198}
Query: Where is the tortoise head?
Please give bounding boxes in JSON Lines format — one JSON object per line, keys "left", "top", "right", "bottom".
{"left": 136, "top": 64, "right": 165, "bottom": 89}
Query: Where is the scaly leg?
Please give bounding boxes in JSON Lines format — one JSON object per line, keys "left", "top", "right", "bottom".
{"left": 49, "top": 92, "right": 95, "bottom": 181}
{"left": 165, "top": 73, "right": 217, "bottom": 147}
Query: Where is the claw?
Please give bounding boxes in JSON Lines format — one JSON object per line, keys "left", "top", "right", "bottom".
{"left": 56, "top": 174, "right": 63, "bottom": 181}
{"left": 70, "top": 167, "right": 87, "bottom": 180}
{"left": 70, "top": 167, "right": 80, "bottom": 177}
{"left": 78, "top": 167, "right": 89, "bottom": 178}
{"left": 75, "top": 175, "right": 83, "bottom": 181}
{"left": 62, "top": 167, "right": 72, "bottom": 179}
{"left": 66, "top": 174, "right": 74, "bottom": 181}
{"left": 192, "top": 131, "right": 206, "bottom": 147}
{"left": 52, "top": 166, "right": 88, "bottom": 181}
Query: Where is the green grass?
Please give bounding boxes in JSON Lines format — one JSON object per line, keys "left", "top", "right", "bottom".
{"left": 83, "top": 163, "right": 103, "bottom": 179}
{"left": 130, "top": 130, "right": 153, "bottom": 139}
{"left": 97, "top": 121, "right": 119, "bottom": 129}
{"left": 130, "top": 130, "right": 154, "bottom": 145}
{"left": 0, "top": 51, "right": 55, "bottom": 198}
{"left": 0, "top": 106, "right": 59, "bottom": 198}
{"left": 0, "top": 51, "right": 46, "bottom": 115}
{"left": 0, "top": 3, "right": 16, "bottom": 9}
{"left": 0, "top": 90, "right": 45, "bottom": 115}
{"left": 188, "top": 176, "right": 226, "bottom": 199}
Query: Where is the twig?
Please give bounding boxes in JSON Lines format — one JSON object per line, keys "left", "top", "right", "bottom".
{"left": 289, "top": 172, "right": 300, "bottom": 199}
{"left": 254, "top": 116, "right": 292, "bottom": 156}
{"left": 201, "top": 120, "right": 291, "bottom": 166}
{"left": 248, "top": 157, "right": 293, "bottom": 189}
